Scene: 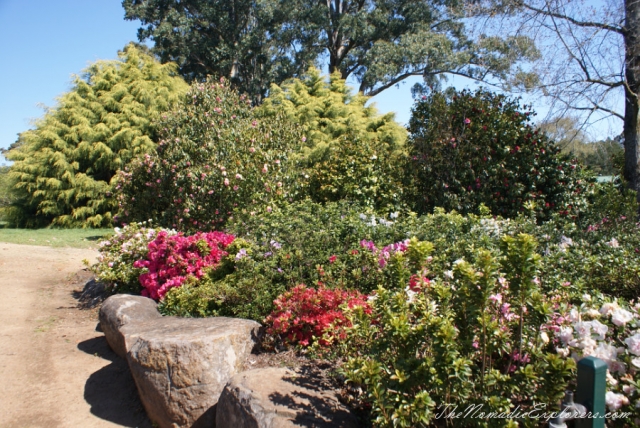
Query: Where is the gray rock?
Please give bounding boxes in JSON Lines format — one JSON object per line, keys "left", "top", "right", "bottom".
{"left": 216, "top": 367, "right": 358, "bottom": 428}
{"left": 99, "top": 294, "right": 162, "bottom": 358}
{"left": 127, "top": 317, "right": 262, "bottom": 428}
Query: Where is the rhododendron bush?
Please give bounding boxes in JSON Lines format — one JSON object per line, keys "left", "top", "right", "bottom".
{"left": 133, "top": 230, "right": 235, "bottom": 300}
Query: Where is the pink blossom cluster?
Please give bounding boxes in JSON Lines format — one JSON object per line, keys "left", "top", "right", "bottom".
{"left": 133, "top": 231, "right": 235, "bottom": 300}
{"left": 360, "top": 239, "right": 410, "bottom": 267}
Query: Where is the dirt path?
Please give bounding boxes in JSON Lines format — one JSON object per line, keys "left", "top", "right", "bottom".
{"left": 0, "top": 243, "right": 151, "bottom": 428}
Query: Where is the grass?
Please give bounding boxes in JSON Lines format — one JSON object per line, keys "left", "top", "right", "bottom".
{"left": 0, "top": 228, "right": 113, "bottom": 249}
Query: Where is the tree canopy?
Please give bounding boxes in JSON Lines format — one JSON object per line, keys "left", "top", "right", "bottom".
{"left": 5, "top": 44, "right": 189, "bottom": 228}
{"left": 122, "top": 0, "right": 540, "bottom": 99}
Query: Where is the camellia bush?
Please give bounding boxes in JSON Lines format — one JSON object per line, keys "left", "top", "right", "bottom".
{"left": 407, "top": 89, "right": 594, "bottom": 220}
{"left": 116, "top": 76, "right": 304, "bottom": 231}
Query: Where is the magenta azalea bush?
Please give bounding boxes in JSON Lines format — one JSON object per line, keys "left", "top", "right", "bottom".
{"left": 133, "top": 230, "right": 235, "bottom": 300}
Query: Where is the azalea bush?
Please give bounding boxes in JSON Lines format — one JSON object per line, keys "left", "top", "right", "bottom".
{"left": 407, "top": 89, "right": 594, "bottom": 220}
{"left": 545, "top": 296, "right": 640, "bottom": 425}
{"left": 133, "top": 230, "right": 235, "bottom": 300}
{"left": 115, "top": 77, "right": 304, "bottom": 231}
{"left": 89, "top": 221, "right": 176, "bottom": 293}
{"left": 264, "top": 284, "right": 371, "bottom": 347}
{"left": 339, "top": 234, "right": 576, "bottom": 427}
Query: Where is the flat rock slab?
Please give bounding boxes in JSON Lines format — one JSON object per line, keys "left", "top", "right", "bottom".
{"left": 216, "top": 367, "right": 358, "bottom": 428}
{"left": 127, "top": 317, "right": 262, "bottom": 428}
{"left": 99, "top": 294, "right": 162, "bottom": 358}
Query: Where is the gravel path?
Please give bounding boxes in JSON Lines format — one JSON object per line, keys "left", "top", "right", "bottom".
{"left": 0, "top": 243, "right": 151, "bottom": 428}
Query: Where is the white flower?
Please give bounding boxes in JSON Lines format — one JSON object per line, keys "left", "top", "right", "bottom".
{"left": 632, "top": 357, "right": 640, "bottom": 369}
{"left": 558, "top": 327, "right": 574, "bottom": 345}
{"left": 606, "top": 238, "right": 620, "bottom": 248}
{"left": 600, "top": 302, "right": 620, "bottom": 316}
{"left": 556, "top": 347, "right": 570, "bottom": 357}
{"left": 405, "top": 287, "right": 418, "bottom": 304}
{"left": 359, "top": 213, "right": 367, "bottom": 220}
{"left": 592, "top": 342, "right": 619, "bottom": 366}
{"left": 612, "top": 308, "right": 634, "bottom": 326}
{"left": 589, "top": 320, "right": 609, "bottom": 340}
{"left": 390, "top": 212, "right": 399, "bottom": 219}
{"left": 606, "top": 391, "right": 629, "bottom": 411}
{"left": 444, "top": 270, "right": 454, "bottom": 279}
{"left": 453, "top": 259, "right": 465, "bottom": 266}
{"left": 540, "top": 331, "right": 550, "bottom": 344}
{"left": 574, "top": 322, "right": 591, "bottom": 338}
{"left": 584, "top": 308, "right": 601, "bottom": 319}
{"left": 568, "top": 308, "right": 581, "bottom": 323}
{"left": 625, "top": 333, "right": 640, "bottom": 356}
{"left": 582, "top": 294, "right": 592, "bottom": 302}
{"left": 607, "top": 372, "right": 619, "bottom": 386}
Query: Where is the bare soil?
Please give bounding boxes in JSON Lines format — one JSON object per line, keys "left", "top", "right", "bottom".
{"left": 0, "top": 243, "right": 152, "bottom": 428}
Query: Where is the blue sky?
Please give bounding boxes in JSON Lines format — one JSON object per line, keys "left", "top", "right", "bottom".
{"left": 0, "top": 0, "right": 621, "bottom": 167}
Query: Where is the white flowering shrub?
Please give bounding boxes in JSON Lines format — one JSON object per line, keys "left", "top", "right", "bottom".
{"left": 89, "top": 221, "right": 176, "bottom": 293}
{"left": 547, "top": 296, "right": 640, "bottom": 421}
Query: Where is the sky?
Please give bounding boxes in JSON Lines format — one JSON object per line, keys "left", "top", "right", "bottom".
{"left": 0, "top": 0, "right": 621, "bottom": 167}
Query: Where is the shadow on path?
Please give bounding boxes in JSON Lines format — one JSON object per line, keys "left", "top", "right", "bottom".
{"left": 78, "top": 336, "right": 152, "bottom": 428}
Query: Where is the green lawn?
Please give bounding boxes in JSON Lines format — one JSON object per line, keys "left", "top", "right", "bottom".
{"left": 0, "top": 228, "right": 113, "bottom": 249}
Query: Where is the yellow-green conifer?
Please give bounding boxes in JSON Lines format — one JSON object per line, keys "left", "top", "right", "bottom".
{"left": 6, "top": 44, "right": 188, "bottom": 227}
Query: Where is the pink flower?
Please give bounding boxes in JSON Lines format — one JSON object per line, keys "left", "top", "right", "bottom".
{"left": 224, "top": 178, "right": 230, "bottom": 186}
{"left": 329, "top": 255, "right": 337, "bottom": 264}
{"left": 464, "top": 118, "right": 471, "bottom": 124}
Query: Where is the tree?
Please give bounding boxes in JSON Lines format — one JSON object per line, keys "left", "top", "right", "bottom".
{"left": 122, "top": 0, "right": 540, "bottom": 98}
{"left": 122, "top": 0, "right": 312, "bottom": 102}
{"left": 5, "top": 44, "right": 188, "bottom": 228}
{"left": 481, "top": 0, "right": 640, "bottom": 201}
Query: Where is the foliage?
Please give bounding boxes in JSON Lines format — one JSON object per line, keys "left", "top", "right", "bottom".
{"left": 122, "top": 0, "right": 312, "bottom": 102}
{"left": 89, "top": 222, "right": 175, "bottom": 294}
{"left": 133, "top": 230, "right": 235, "bottom": 300}
{"left": 339, "top": 234, "right": 575, "bottom": 427}
{"left": 259, "top": 68, "right": 407, "bottom": 210}
{"left": 264, "top": 284, "right": 371, "bottom": 347}
{"left": 4, "top": 44, "right": 188, "bottom": 228}
{"left": 0, "top": 166, "right": 14, "bottom": 224}
{"left": 259, "top": 68, "right": 406, "bottom": 161}
{"left": 116, "top": 77, "right": 303, "bottom": 231}
{"left": 407, "top": 89, "right": 594, "bottom": 220}
{"left": 123, "top": 0, "right": 539, "bottom": 98}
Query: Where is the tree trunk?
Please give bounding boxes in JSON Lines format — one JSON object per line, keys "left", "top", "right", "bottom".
{"left": 624, "top": 0, "right": 640, "bottom": 203}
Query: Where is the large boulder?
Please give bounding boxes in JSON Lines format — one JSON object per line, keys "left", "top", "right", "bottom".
{"left": 216, "top": 367, "right": 358, "bottom": 428}
{"left": 126, "top": 317, "right": 262, "bottom": 428}
{"left": 99, "top": 294, "right": 162, "bottom": 358}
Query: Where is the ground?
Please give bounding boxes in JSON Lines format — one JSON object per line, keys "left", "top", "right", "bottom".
{"left": 0, "top": 242, "right": 343, "bottom": 428}
{"left": 0, "top": 243, "right": 152, "bottom": 428}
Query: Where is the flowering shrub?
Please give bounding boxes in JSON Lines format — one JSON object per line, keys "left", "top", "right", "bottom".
{"left": 133, "top": 230, "right": 235, "bottom": 300}
{"left": 407, "top": 89, "right": 594, "bottom": 220}
{"left": 89, "top": 221, "right": 176, "bottom": 293}
{"left": 115, "top": 76, "right": 303, "bottom": 231}
{"left": 545, "top": 297, "right": 640, "bottom": 423}
{"left": 265, "top": 284, "right": 371, "bottom": 347}
{"left": 339, "top": 234, "right": 576, "bottom": 427}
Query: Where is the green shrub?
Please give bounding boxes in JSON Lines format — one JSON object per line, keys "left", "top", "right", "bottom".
{"left": 340, "top": 234, "right": 575, "bottom": 427}
{"left": 116, "top": 77, "right": 304, "bottom": 231}
{"left": 259, "top": 68, "right": 407, "bottom": 211}
{"left": 407, "top": 89, "right": 594, "bottom": 220}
